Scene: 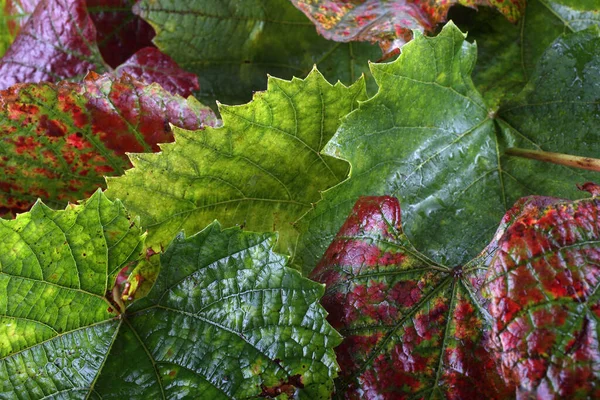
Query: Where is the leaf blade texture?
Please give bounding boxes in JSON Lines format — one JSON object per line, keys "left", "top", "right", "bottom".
{"left": 93, "top": 222, "right": 342, "bottom": 399}
{"left": 294, "top": 23, "right": 600, "bottom": 274}
{"left": 311, "top": 195, "right": 511, "bottom": 398}
{"left": 0, "top": 190, "right": 146, "bottom": 398}
{"left": 0, "top": 0, "right": 106, "bottom": 90}
{"left": 483, "top": 188, "right": 600, "bottom": 398}
{"left": 106, "top": 69, "right": 366, "bottom": 255}
{"left": 0, "top": 72, "right": 217, "bottom": 216}
{"left": 290, "top": 0, "right": 525, "bottom": 57}
{"left": 134, "top": 0, "right": 382, "bottom": 106}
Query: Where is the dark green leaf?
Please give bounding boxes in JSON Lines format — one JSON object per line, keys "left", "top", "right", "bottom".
{"left": 134, "top": 0, "right": 382, "bottom": 106}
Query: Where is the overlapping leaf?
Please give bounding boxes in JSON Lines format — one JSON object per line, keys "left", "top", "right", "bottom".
{"left": 290, "top": 0, "right": 524, "bottom": 57}
{"left": 0, "top": 192, "right": 342, "bottom": 398}
{"left": 94, "top": 222, "right": 342, "bottom": 399}
{"left": 294, "top": 23, "right": 600, "bottom": 274}
{"left": 0, "top": 190, "right": 146, "bottom": 398}
{"left": 106, "top": 69, "right": 366, "bottom": 255}
{"left": 314, "top": 190, "right": 600, "bottom": 398}
{"left": 0, "top": 0, "right": 197, "bottom": 95}
{"left": 0, "top": 0, "right": 106, "bottom": 90}
{"left": 0, "top": 0, "right": 154, "bottom": 64}
{"left": 453, "top": 0, "right": 600, "bottom": 105}
{"left": 134, "top": 0, "right": 382, "bottom": 106}
{"left": 0, "top": 72, "right": 216, "bottom": 216}
{"left": 86, "top": 0, "right": 155, "bottom": 68}
{"left": 484, "top": 186, "right": 600, "bottom": 398}
{"left": 311, "top": 196, "right": 512, "bottom": 398}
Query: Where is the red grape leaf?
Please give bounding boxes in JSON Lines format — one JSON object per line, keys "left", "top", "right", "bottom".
{"left": 290, "top": 0, "right": 525, "bottom": 56}
{"left": 2, "top": 0, "right": 37, "bottom": 35}
{"left": 483, "top": 184, "right": 600, "bottom": 398}
{"left": 86, "top": 0, "right": 155, "bottom": 68}
{"left": 0, "top": 0, "right": 195, "bottom": 96}
{"left": 1, "top": 0, "right": 154, "bottom": 67}
{"left": 0, "top": 72, "right": 217, "bottom": 216}
{"left": 116, "top": 47, "right": 199, "bottom": 97}
{"left": 311, "top": 196, "right": 511, "bottom": 399}
{"left": 0, "top": 0, "right": 106, "bottom": 90}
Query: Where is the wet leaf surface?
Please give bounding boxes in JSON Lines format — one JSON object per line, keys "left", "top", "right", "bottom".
{"left": 106, "top": 69, "right": 366, "bottom": 255}
{"left": 311, "top": 196, "right": 512, "bottom": 399}
{"left": 315, "top": 190, "right": 600, "bottom": 398}
{"left": 0, "top": 193, "right": 341, "bottom": 398}
{"left": 294, "top": 23, "right": 600, "bottom": 274}
{"left": 0, "top": 72, "right": 216, "bottom": 216}
{"left": 94, "top": 222, "right": 341, "bottom": 399}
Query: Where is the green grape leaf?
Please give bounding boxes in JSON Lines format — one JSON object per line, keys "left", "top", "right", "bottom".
{"left": 106, "top": 69, "right": 367, "bottom": 255}
{"left": 452, "top": 0, "right": 600, "bottom": 106}
{"left": 0, "top": 193, "right": 340, "bottom": 398}
{"left": 0, "top": 190, "right": 147, "bottom": 398}
{"left": 294, "top": 23, "right": 600, "bottom": 274}
{"left": 94, "top": 222, "right": 342, "bottom": 399}
{"left": 290, "top": 0, "right": 524, "bottom": 57}
{"left": 134, "top": 0, "right": 382, "bottom": 106}
{"left": 0, "top": 72, "right": 216, "bottom": 216}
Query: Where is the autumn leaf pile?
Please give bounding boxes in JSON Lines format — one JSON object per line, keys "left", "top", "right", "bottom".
{"left": 0, "top": 0, "right": 599, "bottom": 399}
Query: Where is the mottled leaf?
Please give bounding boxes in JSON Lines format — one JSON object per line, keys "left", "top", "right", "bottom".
{"left": 106, "top": 69, "right": 366, "bottom": 255}
{"left": 311, "top": 196, "right": 512, "bottom": 399}
{"left": 0, "top": 72, "right": 216, "bottom": 216}
{"left": 0, "top": 190, "right": 147, "bottom": 398}
{"left": 116, "top": 47, "right": 199, "bottom": 97}
{"left": 0, "top": 0, "right": 37, "bottom": 57}
{"left": 294, "top": 23, "right": 600, "bottom": 274}
{"left": 93, "top": 222, "right": 341, "bottom": 399}
{"left": 0, "top": 0, "right": 106, "bottom": 90}
{"left": 87, "top": 0, "right": 155, "bottom": 68}
{"left": 134, "top": 0, "right": 382, "bottom": 107}
{"left": 483, "top": 186, "right": 600, "bottom": 398}
{"left": 290, "top": 0, "right": 525, "bottom": 57}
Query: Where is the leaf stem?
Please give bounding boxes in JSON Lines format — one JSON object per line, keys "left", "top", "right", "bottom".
{"left": 506, "top": 147, "right": 600, "bottom": 172}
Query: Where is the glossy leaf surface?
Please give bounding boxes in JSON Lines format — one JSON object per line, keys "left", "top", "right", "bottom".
{"left": 0, "top": 190, "right": 146, "bottom": 398}
{"left": 294, "top": 23, "right": 600, "bottom": 274}
{"left": 484, "top": 190, "right": 600, "bottom": 398}
{"left": 0, "top": 193, "right": 340, "bottom": 398}
{"left": 0, "top": 72, "right": 216, "bottom": 216}
{"left": 106, "top": 69, "right": 366, "bottom": 255}
{"left": 311, "top": 196, "right": 511, "bottom": 398}
{"left": 135, "top": 0, "right": 382, "bottom": 106}
{"left": 94, "top": 222, "right": 341, "bottom": 399}
{"left": 290, "top": 0, "right": 524, "bottom": 57}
